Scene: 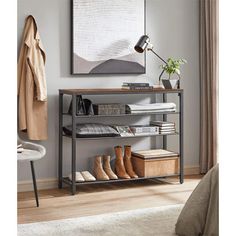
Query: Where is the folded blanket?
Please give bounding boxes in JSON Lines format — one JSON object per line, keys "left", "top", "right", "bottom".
{"left": 63, "top": 123, "right": 120, "bottom": 138}
{"left": 126, "top": 103, "right": 176, "bottom": 112}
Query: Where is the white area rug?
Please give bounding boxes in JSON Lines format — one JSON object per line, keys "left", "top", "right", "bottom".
{"left": 18, "top": 204, "right": 183, "bottom": 236}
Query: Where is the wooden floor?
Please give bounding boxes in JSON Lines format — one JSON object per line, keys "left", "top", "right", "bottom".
{"left": 18, "top": 175, "right": 202, "bottom": 224}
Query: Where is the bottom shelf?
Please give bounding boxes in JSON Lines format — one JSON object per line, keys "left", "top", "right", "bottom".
{"left": 62, "top": 174, "right": 180, "bottom": 186}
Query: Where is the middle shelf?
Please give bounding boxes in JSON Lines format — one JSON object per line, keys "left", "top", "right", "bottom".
{"left": 62, "top": 132, "right": 179, "bottom": 140}
{"left": 62, "top": 111, "right": 180, "bottom": 118}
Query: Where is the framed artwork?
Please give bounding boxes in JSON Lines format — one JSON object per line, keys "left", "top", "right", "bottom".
{"left": 71, "top": 0, "right": 146, "bottom": 75}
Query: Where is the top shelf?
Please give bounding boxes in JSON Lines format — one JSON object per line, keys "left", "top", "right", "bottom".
{"left": 59, "top": 88, "right": 183, "bottom": 95}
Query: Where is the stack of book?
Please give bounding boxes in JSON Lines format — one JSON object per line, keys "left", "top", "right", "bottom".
{"left": 130, "top": 125, "right": 159, "bottom": 136}
{"left": 150, "top": 121, "right": 176, "bottom": 134}
{"left": 122, "top": 82, "right": 153, "bottom": 90}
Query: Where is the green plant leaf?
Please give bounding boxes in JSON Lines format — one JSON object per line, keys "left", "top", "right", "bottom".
{"left": 175, "top": 68, "right": 180, "bottom": 75}
{"left": 159, "top": 57, "right": 187, "bottom": 79}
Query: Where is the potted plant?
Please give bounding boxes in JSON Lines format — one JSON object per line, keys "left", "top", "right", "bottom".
{"left": 160, "top": 58, "right": 187, "bottom": 89}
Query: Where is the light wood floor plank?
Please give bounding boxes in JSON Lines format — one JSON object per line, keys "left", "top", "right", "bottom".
{"left": 18, "top": 175, "right": 202, "bottom": 224}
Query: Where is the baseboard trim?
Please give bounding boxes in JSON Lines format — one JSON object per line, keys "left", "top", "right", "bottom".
{"left": 184, "top": 166, "right": 200, "bottom": 175}
{"left": 18, "top": 178, "right": 58, "bottom": 193}
{"left": 17, "top": 166, "right": 200, "bottom": 192}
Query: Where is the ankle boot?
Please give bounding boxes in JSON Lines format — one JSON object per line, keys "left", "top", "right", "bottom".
{"left": 114, "top": 146, "right": 130, "bottom": 179}
{"left": 93, "top": 156, "right": 109, "bottom": 180}
{"left": 124, "top": 145, "right": 138, "bottom": 178}
{"left": 103, "top": 155, "right": 118, "bottom": 180}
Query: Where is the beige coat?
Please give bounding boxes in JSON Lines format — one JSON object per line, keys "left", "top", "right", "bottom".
{"left": 18, "top": 15, "right": 48, "bottom": 140}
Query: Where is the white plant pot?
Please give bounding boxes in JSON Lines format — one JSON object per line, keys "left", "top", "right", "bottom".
{"left": 162, "top": 79, "right": 179, "bottom": 89}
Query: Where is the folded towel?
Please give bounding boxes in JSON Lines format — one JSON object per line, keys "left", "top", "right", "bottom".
{"left": 126, "top": 103, "right": 176, "bottom": 112}
{"left": 129, "top": 108, "right": 176, "bottom": 114}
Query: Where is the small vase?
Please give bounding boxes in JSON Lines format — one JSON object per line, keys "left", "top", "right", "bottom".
{"left": 162, "top": 79, "right": 179, "bottom": 89}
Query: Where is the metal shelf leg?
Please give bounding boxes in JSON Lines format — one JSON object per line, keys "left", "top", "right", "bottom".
{"left": 179, "top": 92, "right": 184, "bottom": 184}
{"left": 71, "top": 94, "right": 77, "bottom": 195}
{"left": 163, "top": 94, "right": 167, "bottom": 149}
{"left": 58, "top": 93, "right": 63, "bottom": 189}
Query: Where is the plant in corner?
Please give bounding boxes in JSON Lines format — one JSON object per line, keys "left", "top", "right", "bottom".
{"left": 160, "top": 58, "right": 187, "bottom": 89}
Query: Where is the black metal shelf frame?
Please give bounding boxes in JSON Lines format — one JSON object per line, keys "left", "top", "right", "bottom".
{"left": 58, "top": 89, "right": 184, "bottom": 195}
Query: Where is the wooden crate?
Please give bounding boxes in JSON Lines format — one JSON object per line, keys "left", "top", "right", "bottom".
{"left": 132, "top": 155, "right": 179, "bottom": 177}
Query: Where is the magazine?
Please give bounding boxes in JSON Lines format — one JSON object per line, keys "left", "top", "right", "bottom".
{"left": 114, "top": 126, "right": 134, "bottom": 137}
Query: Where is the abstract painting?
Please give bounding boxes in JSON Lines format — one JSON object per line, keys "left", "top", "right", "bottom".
{"left": 71, "top": 0, "right": 145, "bottom": 74}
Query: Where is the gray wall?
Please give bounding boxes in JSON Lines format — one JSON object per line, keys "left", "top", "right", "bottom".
{"left": 17, "top": 0, "right": 200, "bottom": 181}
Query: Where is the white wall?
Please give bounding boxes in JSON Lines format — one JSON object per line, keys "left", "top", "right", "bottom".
{"left": 17, "top": 0, "right": 200, "bottom": 182}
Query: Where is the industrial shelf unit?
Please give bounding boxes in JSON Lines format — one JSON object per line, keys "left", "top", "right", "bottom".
{"left": 58, "top": 88, "right": 184, "bottom": 195}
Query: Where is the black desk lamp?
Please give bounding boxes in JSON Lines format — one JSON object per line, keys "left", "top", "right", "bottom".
{"left": 134, "top": 35, "right": 167, "bottom": 85}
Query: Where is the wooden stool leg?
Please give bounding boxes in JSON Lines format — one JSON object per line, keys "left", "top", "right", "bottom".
{"left": 30, "top": 161, "right": 39, "bottom": 207}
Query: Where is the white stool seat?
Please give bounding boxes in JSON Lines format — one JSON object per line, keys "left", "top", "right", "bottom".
{"left": 17, "top": 149, "right": 42, "bottom": 162}
{"left": 17, "top": 136, "right": 46, "bottom": 207}
{"left": 17, "top": 139, "right": 46, "bottom": 162}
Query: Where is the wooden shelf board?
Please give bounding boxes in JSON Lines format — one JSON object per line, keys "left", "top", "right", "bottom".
{"left": 59, "top": 88, "right": 183, "bottom": 95}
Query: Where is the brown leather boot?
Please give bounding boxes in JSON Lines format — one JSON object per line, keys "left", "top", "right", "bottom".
{"left": 93, "top": 156, "right": 109, "bottom": 180}
{"left": 124, "top": 145, "right": 138, "bottom": 178}
{"left": 114, "top": 146, "right": 130, "bottom": 179}
{"left": 103, "top": 155, "right": 118, "bottom": 180}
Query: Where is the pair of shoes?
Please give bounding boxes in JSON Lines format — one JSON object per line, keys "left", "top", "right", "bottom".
{"left": 115, "top": 145, "right": 138, "bottom": 179}
{"left": 68, "top": 171, "right": 96, "bottom": 182}
{"left": 93, "top": 155, "right": 118, "bottom": 181}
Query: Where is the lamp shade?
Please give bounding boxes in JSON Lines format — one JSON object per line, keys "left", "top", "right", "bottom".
{"left": 134, "top": 35, "right": 150, "bottom": 53}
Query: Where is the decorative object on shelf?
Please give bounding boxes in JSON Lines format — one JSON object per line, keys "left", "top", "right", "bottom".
{"left": 122, "top": 82, "right": 153, "bottom": 90}
{"left": 131, "top": 149, "right": 179, "bottom": 177}
{"left": 134, "top": 35, "right": 167, "bottom": 86}
{"left": 124, "top": 146, "right": 138, "bottom": 178}
{"left": 134, "top": 35, "right": 187, "bottom": 89}
{"left": 68, "top": 172, "right": 85, "bottom": 182}
{"left": 68, "top": 95, "right": 94, "bottom": 116}
{"left": 93, "top": 156, "right": 109, "bottom": 180}
{"left": 81, "top": 171, "right": 96, "bottom": 181}
{"left": 71, "top": 0, "right": 145, "bottom": 74}
{"left": 93, "top": 103, "right": 126, "bottom": 115}
{"left": 114, "top": 146, "right": 130, "bottom": 179}
{"left": 160, "top": 58, "right": 187, "bottom": 89}
{"left": 103, "top": 155, "right": 118, "bottom": 180}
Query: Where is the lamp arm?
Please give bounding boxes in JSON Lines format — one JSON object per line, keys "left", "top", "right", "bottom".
{"left": 158, "top": 69, "right": 165, "bottom": 83}
{"left": 148, "top": 48, "right": 167, "bottom": 84}
{"left": 148, "top": 49, "right": 167, "bottom": 65}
